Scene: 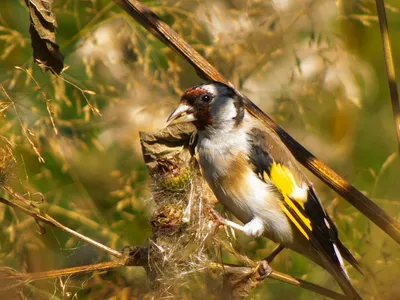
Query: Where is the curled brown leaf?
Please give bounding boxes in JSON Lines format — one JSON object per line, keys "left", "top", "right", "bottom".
{"left": 25, "top": 0, "right": 64, "bottom": 74}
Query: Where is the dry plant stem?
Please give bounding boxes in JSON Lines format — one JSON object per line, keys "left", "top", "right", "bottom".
{"left": 212, "top": 263, "right": 347, "bottom": 300}
{"left": 0, "top": 197, "right": 123, "bottom": 259}
{"left": 112, "top": 0, "right": 400, "bottom": 244}
{"left": 375, "top": 0, "right": 400, "bottom": 153}
{"left": 43, "top": 204, "right": 120, "bottom": 242}
{"left": 1, "top": 261, "right": 125, "bottom": 291}
{"left": 269, "top": 270, "right": 347, "bottom": 300}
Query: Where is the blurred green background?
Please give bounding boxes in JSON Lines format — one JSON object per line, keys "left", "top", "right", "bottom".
{"left": 0, "top": 0, "right": 399, "bottom": 299}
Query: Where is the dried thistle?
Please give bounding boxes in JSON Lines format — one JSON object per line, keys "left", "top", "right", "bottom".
{"left": 140, "top": 124, "right": 224, "bottom": 297}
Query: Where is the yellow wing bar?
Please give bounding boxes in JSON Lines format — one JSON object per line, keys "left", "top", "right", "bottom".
{"left": 279, "top": 202, "right": 310, "bottom": 240}
{"left": 266, "top": 163, "right": 313, "bottom": 240}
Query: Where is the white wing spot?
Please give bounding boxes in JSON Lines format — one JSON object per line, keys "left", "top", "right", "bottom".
{"left": 333, "top": 243, "right": 350, "bottom": 279}
{"left": 324, "top": 218, "right": 331, "bottom": 229}
{"left": 291, "top": 186, "right": 308, "bottom": 202}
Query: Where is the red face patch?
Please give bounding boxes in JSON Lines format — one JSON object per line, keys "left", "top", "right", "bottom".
{"left": 180, "top": 86, "right": 213, "bottom": 131}
{"left": 182, "top": 87, "right": 207, "bottom": 101}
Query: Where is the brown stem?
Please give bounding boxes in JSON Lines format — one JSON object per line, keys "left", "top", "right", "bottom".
{"left": 375, "top": 0, "right": 400, "bottom": 153}
{"left": 211, "top": 263, "right": 348, "bottom": 300}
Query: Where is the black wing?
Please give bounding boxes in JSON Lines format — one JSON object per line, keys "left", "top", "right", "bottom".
{"left": 247, "top": 127, "right": 362, "bottom": 299}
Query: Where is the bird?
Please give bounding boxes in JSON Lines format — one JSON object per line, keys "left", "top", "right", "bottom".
{"left": 166, "top": 81, "right": 362, "bottom": 299}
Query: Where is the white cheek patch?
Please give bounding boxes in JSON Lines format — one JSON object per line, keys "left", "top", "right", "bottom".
{"left": 210, "top": 98, "right": 237, "bottom": 124}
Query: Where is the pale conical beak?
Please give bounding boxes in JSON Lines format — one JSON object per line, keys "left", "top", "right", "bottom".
{"left": 166, "top": 103, "right": 196, "bottom": 127}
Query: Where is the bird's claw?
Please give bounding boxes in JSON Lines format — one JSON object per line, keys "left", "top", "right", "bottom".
{"left": 256, "top": 260, "right": 272, "bottom": 280}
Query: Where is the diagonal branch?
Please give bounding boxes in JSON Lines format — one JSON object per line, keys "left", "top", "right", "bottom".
{"left": 112, "top": 0, "right": 400, "bottom": 244}
{"left": 375, "top": 0, "right": 400, "bottom": 153}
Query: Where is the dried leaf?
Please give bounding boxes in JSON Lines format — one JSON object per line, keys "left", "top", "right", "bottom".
{"left": 25, "top": 0, "right": 64, "bottom": 74}
{"left": 139, "top": 123, "right": 196, "bottom": 174}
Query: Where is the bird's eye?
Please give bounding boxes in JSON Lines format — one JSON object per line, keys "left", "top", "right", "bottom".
{"left": 201, "top": 94, "right": 211, "bottom": 103}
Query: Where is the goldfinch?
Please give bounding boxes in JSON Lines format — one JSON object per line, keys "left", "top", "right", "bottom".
{"left": 166, "top": 81, "right": 362, "bottom": 299}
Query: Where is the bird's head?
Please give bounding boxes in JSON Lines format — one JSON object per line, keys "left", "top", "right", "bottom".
{"left": 166, "top": 82, "right": 244, "bottom": 132}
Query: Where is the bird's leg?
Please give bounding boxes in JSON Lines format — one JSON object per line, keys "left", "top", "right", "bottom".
{"left": 210, "top": 209, "right": 265, "bottom": 237}
{"left": 255, "top": 245, "right": 285, "bottom": 280}
{"left": 210, "top": 209, "right": 276, "bottom": 280}
{"left": 263, "top": 244, "right": 285, "bottom": 264}
{"left": 210, "top": 208, "right": 246, "bottom": 232}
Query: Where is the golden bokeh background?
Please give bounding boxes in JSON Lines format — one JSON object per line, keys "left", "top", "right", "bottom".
{"left": 0, "top": 0, "right": 399, "bottom": 299}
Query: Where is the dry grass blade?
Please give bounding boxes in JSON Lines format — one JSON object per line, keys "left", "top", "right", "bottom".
{"left": 112, "top": 0, "right": 400, "bottom": 244}
{"left": 0, "top": 197, "right": 123, "bottom": 258}
{"left": 0, "top": 261, "right": 125, "bottom": 291}
{"left": 375, "top": 0, "right": 400, "bottom": 153}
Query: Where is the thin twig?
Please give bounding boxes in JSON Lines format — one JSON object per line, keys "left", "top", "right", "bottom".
{"left": 269, "top": 270, "right": 347, "bottom": 300}
{"left": 0, "top": 261, "right": 125, "bottom": 291}
{"left": 0, "top": 197, "right": 123, "bottom": 259}
{"left": 210, "top": 262, "right": 347, "bottom": 300}
{"left": 375, "top": 0, "right": 400, "bottom": 153}
{"left": 112, "top": 0, "right": 400, "bottom": 244}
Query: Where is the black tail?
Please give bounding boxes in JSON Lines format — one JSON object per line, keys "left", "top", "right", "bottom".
{"left": 336, "top": 239, "right": 363, "bottom": 275}
{"left": 305, "top": 189, "right": 363, "bottom": 299}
